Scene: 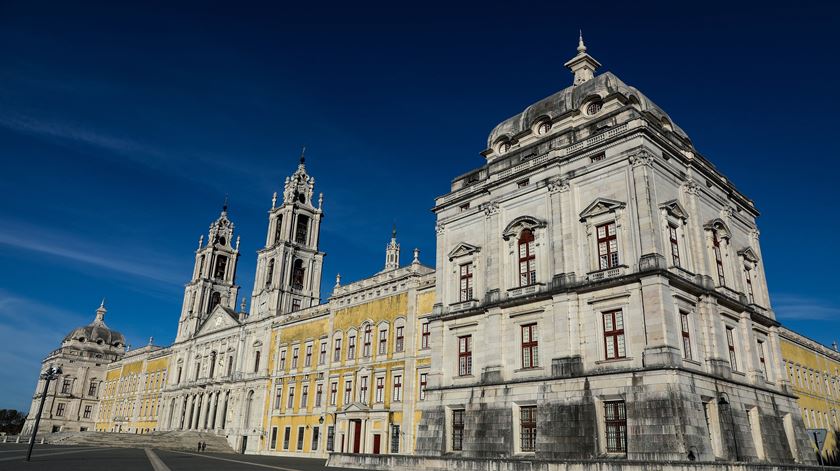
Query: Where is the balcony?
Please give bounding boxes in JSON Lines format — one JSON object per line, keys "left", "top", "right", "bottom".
{"left": 507, "top": 283, "right": 544, "bottom": 299}
{"left": 587, "top": 265, "right": 628, "bottom": 282}
{"left": 449, "top": 299, "right": 479, "bottom": 312}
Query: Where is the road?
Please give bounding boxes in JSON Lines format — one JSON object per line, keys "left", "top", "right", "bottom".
{"left": 0, "top": 443, "right": 358, "bottom": 471}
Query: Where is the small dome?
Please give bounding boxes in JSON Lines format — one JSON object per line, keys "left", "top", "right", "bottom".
{"left": 63, "top": 302, "right": 126, "bottom": 348}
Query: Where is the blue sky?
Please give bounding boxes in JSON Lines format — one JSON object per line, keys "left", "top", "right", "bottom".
{"left": 1, "top": 1, "right": 838, "bottom": 411}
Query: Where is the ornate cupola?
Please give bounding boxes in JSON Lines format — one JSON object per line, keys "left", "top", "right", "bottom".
{"left": 176, "top": 201, "right": 241, "bottom": 342}
{"left": 564, "top": 31, "right": 601, "bottom": 85}
{"left": 384, "top": 225, "right": 400, "bottom": 271}
{"left": 251, "top": 149, "right": 325, "bottom": 318}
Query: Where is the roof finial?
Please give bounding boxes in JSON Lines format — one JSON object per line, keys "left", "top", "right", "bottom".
{"left": 99, "top": 298, "right": 106, "bottom": 309}
{"left": 578, "top": 30, "right": 586, "bottom": 54}
{"left": 148, "top": 336, "right": 154, "bottom": 346}
{"left": 392, "top": 223, "right": 397, "bottom": 240}
{"left": 95, "top": 299, "right": 107, "bottom": 323}
{"left": 300, "top": 146, "right": 306, "bottom": 165}
{"left": 222, "top": 194, "right": 229, "bottom": 213}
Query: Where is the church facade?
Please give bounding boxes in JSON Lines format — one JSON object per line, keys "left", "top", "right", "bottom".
{"left": 23, "top": 37, "right": 820, "bottom": 465}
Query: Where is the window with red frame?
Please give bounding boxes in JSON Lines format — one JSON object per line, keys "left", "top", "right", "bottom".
{"left": 378, "top": 329, "right": 387, "bottom": 355}
{"left": 319, "top": 342, "right": 327, "bottom": 365}
{"left": 330, "top": 382, "right": 337, "bottom": 406}
{"left": 452, "top": 409, "right": 465, "bottom": 451}
{"left": 393, "top": 375, "right": 402, "bottom": 402}
{"left": 315, "top": 383, "right": 323, "bottom": 407}
{"left": 597, "top": 223, "right": 619, "bottom": 269}
{"left": 287, "top": 386, "right": 295, "bottom": 409}
{"left": 395, "top": 326, "right": 404, "bottom": 352}
{"left": 347, "top": 336, "right": 356, "bottom": 360}
{"left": 363, "top": 324, "right": 372, "bottom": 357}
{"left": 521, "top": 324, "right": 539, "bottom": 368}
{"left": 419, "top": 372, "right": 427, "bottom": 400}
{"left": 359, "top": 376, "right": 368, "bottom": 404}
{"left": 458, "top": 335, "right": 472, "bottom": 376}
{"left": 459, "top": 263, "right": 473, "bottom": 301}
{"left": 421, "top": 321, "right": 430, "bottom": 349}
{"left": 333, "top": 337, "right": 342, "bottom": 362}
{"left": 604, "top": 401, "right": 627, "bottom": 453}
{"left": 375, "top": 377, "right": 384, "bottom": 403}
{"left": 520, "top": 406, "right": 537, "bottom": 452}
{"left": 518, "top": 230, "right": 536, "bottom": 286}
{"left": 603, "top": 311, "right": 626, "bottom": 360}
{"left": 680, "top": 312, "right": 691, "bottom": 360}
{"left": 343, "top": 380, "right": 352, "bottom": 405}
{"left": 304, "top": 344, "right": 312, "bottom": 367}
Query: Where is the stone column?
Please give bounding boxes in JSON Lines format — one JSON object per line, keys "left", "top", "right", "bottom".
{"left": 629, "top": 149, "right": 663, "bottom": 259}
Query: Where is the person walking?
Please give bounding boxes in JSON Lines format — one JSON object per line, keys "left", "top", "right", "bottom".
{"left": 201, "top": 441, "right": 207, "bottom": 452}
{"left": 197, "top": 441, "right": 201, "bottom": 452}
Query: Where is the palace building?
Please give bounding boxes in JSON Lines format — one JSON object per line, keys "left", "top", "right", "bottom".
{"left": 22, "top": 37, "right": 825, "bottom": 465}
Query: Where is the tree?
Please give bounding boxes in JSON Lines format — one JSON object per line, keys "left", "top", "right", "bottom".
{"left": 0, "top": 410, "right": 26, "bottom": 435}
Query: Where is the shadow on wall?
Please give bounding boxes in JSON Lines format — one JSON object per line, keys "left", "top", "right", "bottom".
{"left": 821, "top": 428, "right": 840, "bottom": 466}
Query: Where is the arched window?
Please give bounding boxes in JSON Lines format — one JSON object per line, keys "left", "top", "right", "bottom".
{"left": 226, "top": 355, "right": 234, "bottom": 376}
{"left": 291, "top": 259, "right": 305, "bottom": 290}
{"left": 518, "top": 229, "right": 536, "bottom": 286}
{"left": 213, "top": 255, "right": 227, "bottom": 279}
{"left": 363, "top": 323, "right": 373, "bottom": 357}
{"left": 253, "top": 350, "right": 261, "bottom": 373}
{"left": 265, "top": 259, "right": 275, "bottom": 288}
{"left": 209, "top": 292, "right": 221, "bottom": 312}
{"left": 273, "top": 216, "right": 283, "bottom": 245}
{"left": 244, "top": 390, "right": 254, "bottom": 429}
{"left": 295, "top": 215, "right": 310, "bottom": 245}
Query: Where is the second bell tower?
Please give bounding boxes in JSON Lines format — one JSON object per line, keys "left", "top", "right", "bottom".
{"left": 251, "top": 153, "right": 325, "bottom": 317}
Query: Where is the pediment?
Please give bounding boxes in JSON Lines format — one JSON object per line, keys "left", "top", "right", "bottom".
{"left": 703, "top": 218, "right": 731, "bottom": 239}
{"left": 579, "top": 198, "right": 625, "bottom": 221}
{"left": 659, "top": 199, "right": 689, "bottom": 220}
{"left": 195, "top": 305, "right": 241, "bottom": 336}
{"left": 342, "top": 402, "right": 370, "bottom": 413}
{"left": 448, "top": 242, "right": 481, "bottom": 261}
{"left": 738, "top": 247, "right": 759, "bottom": 263}
{"left": 502, "top": 216, "right": 547, "bottom": 240}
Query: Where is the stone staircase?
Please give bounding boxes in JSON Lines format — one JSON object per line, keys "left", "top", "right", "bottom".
{"left": 45, "top": 430, "right": 235, "bottom": 453}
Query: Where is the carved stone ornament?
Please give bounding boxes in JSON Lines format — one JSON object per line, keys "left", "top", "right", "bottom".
{"left": 482, "top": 201, "right": 500, "bottom": 217}
{"left": 683, "top": 178, "right": 700, "bottom": 196}
{"left": 629, "top": 149, "right": 654, "bottom": 168}
{"left": 547, "top": 177, "right": 569, "bottom": 193}
{"left": 435, "top": 223, "right": 445, "bottom": 234}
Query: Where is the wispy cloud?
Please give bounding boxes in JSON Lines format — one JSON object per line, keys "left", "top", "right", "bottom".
{"left": 772, "top": 294, "right": 840, "bottom": 321}
{"left": 0, "top": 219, "right": 185, "bottom": 286}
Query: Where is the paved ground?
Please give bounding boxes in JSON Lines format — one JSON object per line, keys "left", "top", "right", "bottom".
{"left": 0, "top": 443, "right": 357, "bottom": 471}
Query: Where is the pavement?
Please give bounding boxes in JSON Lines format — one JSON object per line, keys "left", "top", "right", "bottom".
{"left": 0, "top": 443, "right": 359, "bottom": 471}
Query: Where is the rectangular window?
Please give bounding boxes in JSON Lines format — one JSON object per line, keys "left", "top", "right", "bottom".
{"left": 291, "top": 298, "right": 301, "bottom": 312}
{"left": 88, "top": 381, "right": 97, "bottom": 397}
{"left": 391, "top": 425, "right": 400, "bottom": 453}
{"left": 61, "top": 379, "right": 71, "bottom": 394}
{"left": 603, "top": 311, "right": 626, "bottom": 360}
{"left": 348, "top": 336, "right": 356, "bottom": 360}
{"left": 757, "top": 340, "right": 767, "bottom": 379}
{"left": 279, "top": 350, "right": 287, "bottom": 371}
{"left": 315, "top": 383, "right": 323, "bottom": 407}
{"left": 327, "top": 425, "right": 335, "bottom": 451}
{"left": 270, "top": 427, "right": 278, "bottom": 450}
{"left": 378, "top": 329, "right": 388, "bottom": 355}
{"left": 452, "top": 409, "right": 465, "bottom": 451}
{"left": 597, "top": 222, "right": 619, "bottom": 270}
{"left": 669, "top": 224, "right": 680, "bottom": 267}
{"left": 419, "top": 372, "right": 428, "bottom": 400}
{"left": 312, "top": 426, "right": 320, "bottom": 451}
{"left": 334, "top": 338, "right": 342, "bottom": 362}
{"left": 319, "top": 342, "right": 327, "bottom": 365}
{"left": 421, "top": 322, "right": 430, "bottom": 349}
{"left": 305, "top": 344, "right": 312, "bottom": 367}
{"left": 287, "top": 386, "right": 295, "bottom": 409}
{"left": 395, "top": 326, "right": 404, "bottom": 352}
{"left": 519, "top": 230, "right": 537, "bottom": 286}
{"left": 344, "top": 380, "right": 352, "bottom": 405}
{"left": 459, "top": 263, "right": 474, "bottom": 301}
{"left": 521, "top": 324, "right": 539, "bottom": 369}
{"left": 56, "top": 403, "right": 65, "bottom": 417}
{"left": 393, "top": 375, "right": 402, "bottom": 402}
{"left": 83, "top": 405, "right": 92, "bottom": 419}
{"left": 520, "top": 406, "right": 537, "bottom": 452}
{"left": 375, "top": 377, "right": 385, "bottom": 403}
{"left": 292, "top": 347, "right": 299, "bottom": 368}
{"left": 330, "top": 382, "right": 338, "bottom": 406}
{"left": 605, "top": 401, "right": 627, "bottom": 453}
{"left": 745, "top": 268, "right": 754, "bottom": 303}
{"left": 680, "top": 312, "right": 692, "bottom": 360}
{"left": 295, "top": 215, "right": 309, "bottom": 245}
{"left": 363, "top": 325, "right": 372, "bottom": 357}
{"left": 726, "top": 327, "right": 738, "bottom": 371}
{"left": 274, "top": 385, "right": 282, "bottom": 409}
{"left": 297, "top": 426, "right": 305, "bottom": 450}
{"left": 713, "top": 231, "right": 725, "bottom": 286}
{"left": 301, "top": 385, "right": 309, "bottom": 409}
{"left": 359, "top": 376, "right": 369, "bottom": 404}
{"left": 458, "top": 335, "right": 472, "bottom": 376}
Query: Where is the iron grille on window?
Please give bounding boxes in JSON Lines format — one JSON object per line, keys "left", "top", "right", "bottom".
{"left": 604, "top": 401, "right": 627, "bottom": 453}
{"left": 520, "top": 406, "right": 537, "bottom": 452}
{"left": 391, "top": 425, "right": 400, "bottom": 453}
{"left": 452, "top": 409, "right": 465, "bottom": 451}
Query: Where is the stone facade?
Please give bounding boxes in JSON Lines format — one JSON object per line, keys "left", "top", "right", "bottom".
{"left": 415, "top": 37, "right": 815, "bottom": 465}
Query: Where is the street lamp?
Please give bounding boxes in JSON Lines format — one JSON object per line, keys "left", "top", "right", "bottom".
{"left": 25, "top": 365, "right": 63, "bottom": 462}
{"left": 717, "top": 393, "right": 739, "bottom": 462}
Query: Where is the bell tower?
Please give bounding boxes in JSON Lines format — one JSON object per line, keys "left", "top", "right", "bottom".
{"left": 251, "top": 151, "right": 325, "bottom": 318}
{"left": 176, "top": 202, "right": 241, "bottom": 341}
{"left": 383, "top": 225, "right": 400, "bottom": 271}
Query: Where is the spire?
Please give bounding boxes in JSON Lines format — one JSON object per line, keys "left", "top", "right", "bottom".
{"left": 391, "top": 223, "right": 397, "bottom": 240}
{"left": 335, "top": 273, "right": 341, "bottom": 288}
{"left": 299, "top": 146, "right": 306, "bottom": 165}
{"left": 384, "top": 225, "right": 400, "bottom": 271}
{"left": 412, "top": 248, "right": 420, "bottom": 264}
{"left": 564, "top": 30, "right": 601, "bottom": 86}
{"left": 94, "top": 299, "right": 107, "bottom": 324}
{"left": 222, "top": 194, "right": 229, "bottom": 214}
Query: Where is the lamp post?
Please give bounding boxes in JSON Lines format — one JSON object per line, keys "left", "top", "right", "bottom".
{"left": 25, "top": 365, "right": 63, "bottom": 462}
{"left": 717, "top": 393, "right": 739, "bottom": 462}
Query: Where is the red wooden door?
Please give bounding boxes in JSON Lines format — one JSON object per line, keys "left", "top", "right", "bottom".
{"left": 353, "top": 421, "right": 362, "bottom": 453}
{"left": 373, "top": 434, "right": 381, "bottom": 454}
